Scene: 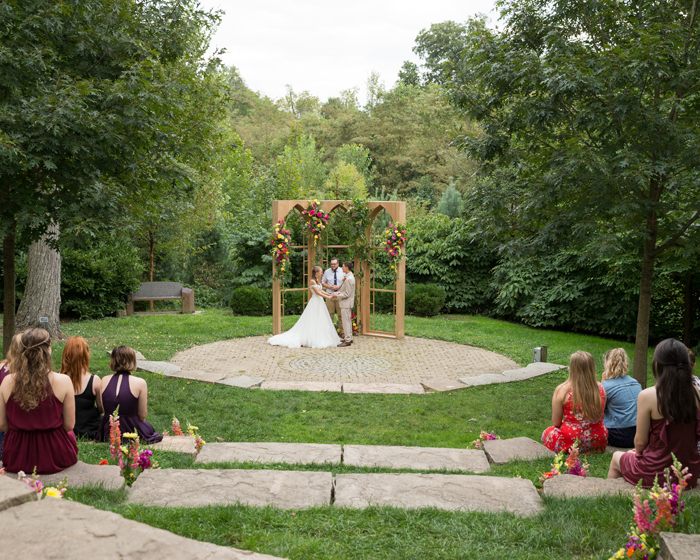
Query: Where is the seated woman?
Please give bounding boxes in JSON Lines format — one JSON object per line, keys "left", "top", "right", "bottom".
{"left": 97, "top": 346, "right": 162, "bottom": 443}
{"left": 0, "top": 329, "right": 78, "bottom": 474}
{"left": 0, "top": 334, "right": 22, "bottom": 462}
{"left": 690, "top": 349, "right": 699, "bottom": 392}
{"left": 542, "top": 350, "right": 608, "bottom": 453}
{"left": 61, "top": 336, "right": 102, "bottom": 439}
{"left": 601, "top": 348, "right": 642, "bottom": 448}
{"left": 608, "top": 338, "right": 700, "bottom": 488}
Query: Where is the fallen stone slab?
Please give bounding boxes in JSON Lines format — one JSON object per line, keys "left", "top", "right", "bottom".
{"left": 458, "top": 374, "right": 509, "bottom": 387}
{"left": 0, "top": 498, "right": 286, "bottom": 560}
{"left": 171, "top": 369, "right": 227, "bottom": 383}
{"left": 659, "top": 532, "right": 700, "bottom": 560}
{"left": 218, "top": 375, "right": 265, "bottom": 389}
{"left": 334, "top": 473, "right": 543, "bottom": 516}
{"left": 128, "top": 468, "right": 332, "bottom": 509}
{"left": 501, "top": 362, "right": 567, "bottom": 381}
{"left": 481, "top": 437, "right": 555, "bottom": 465}
{"left": 6, "top": 461, "right": 123, "bottom": 490}
{"left": 260, "top": 381, "right": 342, "bottom": 392}
{"left": 149, "top": 436, "right": 199, "bottom": 457}
{"left": 342, "top": 383, "right": 424, "bottom": 394}
{"left": 137, "top": 360, "right": 181, "bottom": 375}
{"left": 343, "top": 445, "right": 490, "bottom": 472}
{"left": 0, "top": 475, "right": 37, "bottom": 512}
{"left": 542, "top": 474, "right": 636, "bottom": 498}
{"left": 420, "top": 379, "right": 467, "bottom": 393}
{"left": 196, "top": 442, "right": 342, "bottom": 466}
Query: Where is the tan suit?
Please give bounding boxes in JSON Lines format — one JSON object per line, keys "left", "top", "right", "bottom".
{"left": 326, "top": 297, "right": 344, "bottom": 338}
{"left": 335, "top": 272, "right": 355, "bottom": 342}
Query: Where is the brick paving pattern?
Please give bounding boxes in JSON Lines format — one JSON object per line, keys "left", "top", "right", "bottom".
{"left": 169, "top": 335, "right": 520, "bottom": 385}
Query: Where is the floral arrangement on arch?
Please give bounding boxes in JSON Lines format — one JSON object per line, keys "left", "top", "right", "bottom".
{"left": 469, "top": 431, "right": 500, "bottom": 449}
{"left": 382, "top": 222, "right": 406, "bottom": 275}
{"left": 302, "top": 200, "right": 329, "bottom": 248}
{"left": 163, "top": 416, "right": 205, "bottom": 452}
{"left": 0, "top": 466, "right": 67, "bottom": 499}
{"left": 270, "top": 220, "right": 292, "bottom": 282}
{"left": 608, "top": 456, "right": 691, "bottom": 560}
{"left": 108, "top": 408, "right": 157, "bottom": 486}
{"left": 540, "top": 440, "right": 589, "bottom": 483}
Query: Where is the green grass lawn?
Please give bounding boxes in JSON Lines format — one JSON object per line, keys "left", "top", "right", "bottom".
{"left": 1, "top": 310, "right": 691, "bottom": 559}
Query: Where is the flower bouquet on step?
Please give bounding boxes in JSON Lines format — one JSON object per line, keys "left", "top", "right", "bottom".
{"left": 469, "top": 431, "right": 500, "bottom": 449}
{"left": 0, "top": 466, "right": 67, "bottom": 499}
{"left": 108, "top": 408, "right": 156, "bottom": 486}
{"left": 163, "top": 416, "right": 205, "bottom": 452}
{"left": 608, "top": 456, "right": 691, "bottom": 560}
{"left": 540, "top": 440, "right": 589, "bottom": 483}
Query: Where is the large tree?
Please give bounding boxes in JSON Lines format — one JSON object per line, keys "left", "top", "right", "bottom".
{"left": 0, "top": 0, "right": 227, "bottom": 350}
{"left": 449, "top": 0, "right": 700, "bottom": 385}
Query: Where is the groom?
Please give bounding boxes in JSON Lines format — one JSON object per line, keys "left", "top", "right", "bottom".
{"left": 331, "top": 261, "right": 355, "bottom": 347}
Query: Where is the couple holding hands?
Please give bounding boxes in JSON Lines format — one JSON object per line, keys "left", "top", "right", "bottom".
{"left": 268, "top": 258, "right": 355, "bottom": 349}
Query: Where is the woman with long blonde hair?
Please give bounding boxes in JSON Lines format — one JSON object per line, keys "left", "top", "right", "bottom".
{"left": 542, "top": 351, "right": 608, "bottom": 453}
{"left": 0, "top": 329, "right": 78, "bottom": 474}
{"left": 61, "top": 336, "right": 102, "bottom": 439}
{"left": 268, "top": 264, "right": 342, "bottom": 349}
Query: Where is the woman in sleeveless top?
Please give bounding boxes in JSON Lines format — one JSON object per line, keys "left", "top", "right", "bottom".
{"left": 608, "top": 338, "right": 700, "bottom": 488}
{"left": 97, "top": 346, "right": 162, "bottom": 443}
{"left": 0, "top": 329, "right": 78, "bottom": 474}
{"left": 61, "top": 337, "right": 102, "bottom": 439}
{"left": 542, "top": 351, "right": 608, "bottom": 453}
{"left": 0, "top": 334, "right": 22, "bottom": 463}
{"left": 267, "top": 265, "right": 341, "bottom": 349}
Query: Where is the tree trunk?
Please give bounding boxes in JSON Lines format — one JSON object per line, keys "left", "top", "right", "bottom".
{"left": 632, "top": 211, "right": 659, "bottom": 389}
{"left": 15, "top": 222, "right": 64, "bottom": 339}
{"left": 683, "top": 272, "right": 693, "bottom": 349}
{"left": 3, "top": 226, "right": 16, "bottom": 356}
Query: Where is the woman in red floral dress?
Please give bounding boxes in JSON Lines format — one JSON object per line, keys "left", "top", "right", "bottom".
{"left": 542, "top": 351, "right": 608, "bottom": 453}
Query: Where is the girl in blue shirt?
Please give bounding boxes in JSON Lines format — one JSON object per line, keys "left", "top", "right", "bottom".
{"left": 601, "top": 348, "right": 642, "bottom": 448}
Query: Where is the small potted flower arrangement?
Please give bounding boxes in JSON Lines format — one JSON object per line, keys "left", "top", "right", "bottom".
{"left": 270, "top": 219, "right": 292, "bottom": 281}
{"left": 383, "top": 222, "right": 406, "bottom": 276}
{"left": 302, "top": 200, "right": 329, "bottom": 247}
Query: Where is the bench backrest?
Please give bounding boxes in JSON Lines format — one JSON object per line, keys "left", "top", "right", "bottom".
{"left": 132, "top": 282, "right": 183, "bottom": 299}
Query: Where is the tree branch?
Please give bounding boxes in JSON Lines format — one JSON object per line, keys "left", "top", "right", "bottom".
{"left": 652, "top": 208, "right": 700, "bottom": 256}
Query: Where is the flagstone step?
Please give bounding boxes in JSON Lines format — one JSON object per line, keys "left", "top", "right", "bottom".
{"left": 150, "top": 435, "right": 199, "bottom": 457}
{"left": 195, "top": 442, "right": 342, "bottom": 466}
{"left": 343, "top": 445, "right": 490, "bottom": 472}
{"left": 481, "top": 437, "right": 555, "bottom": 465}
{"left": 458, "top": 362, "right": 566, "bottom": 386}
{"left": 660, "top": 533, "right": 700, "bottom": 560}
{"left": 342, "top": 383, "right": 424, "bottom": 394}
{"left": 128, "top": 468, "right": 332, "bottom": 509}
{"left": 0, "top": 476, "right": 37, "bottom": 512}
{"left": 6, "top": 461, "right": 123, "bottom": 490}
{"left": 334, "top": 473, "right": 543, "bottom": 516}
{"left": 0, "top": 498, "right": 285, "bottom": 560}
{"left": 260, "top": 381, "right": 342, "bottom": 392}
{"left": 542, "top": 474, "right": 700, "bottom": 498}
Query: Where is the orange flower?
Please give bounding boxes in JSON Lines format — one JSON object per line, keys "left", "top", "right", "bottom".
{"left": 98, "top": 459, "right": 109, "bottom": 466}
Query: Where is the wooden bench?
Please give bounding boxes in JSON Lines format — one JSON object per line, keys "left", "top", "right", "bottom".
{"left": 126, "top": 282, "right": 195, "bottom": 316}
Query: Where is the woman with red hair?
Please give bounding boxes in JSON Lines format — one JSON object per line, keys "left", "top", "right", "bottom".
{"left": 61, "top": 337, "right": 102, "bottom": 439}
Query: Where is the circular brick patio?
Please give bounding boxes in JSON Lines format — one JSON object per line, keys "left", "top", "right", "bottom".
{"left": 168, "top": 335, "right": 520, "bottom": 385}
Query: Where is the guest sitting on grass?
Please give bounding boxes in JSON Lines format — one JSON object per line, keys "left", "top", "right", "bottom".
{"left": 0, "top": 333, "right": 22, "bottom": 463}
{"left": 601, "top": 348, "right": 641, "bottom": 449}
{"left": 542, "top": 350, "right": 608, "bottom": 453}
{"left": 61, "top": 336, "right": 102, "bottom": 440}
{"left": 0, "top": 328, "right": 78, "bottom": 474}
{"left": 608, "top": 338, "right": 700, "bottom": 488}
{"left": 97, "top": 346, "right": 162, "bottom": 443}
{"left": 690, "top": 349, "right": 699, "bottom": 392}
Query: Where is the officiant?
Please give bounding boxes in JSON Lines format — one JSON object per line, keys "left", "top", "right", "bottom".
{"left": 322, "top": 257, "right": 344, "bottom": 338}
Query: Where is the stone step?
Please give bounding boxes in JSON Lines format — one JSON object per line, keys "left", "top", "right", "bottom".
{"left": 459, "top": 362, "right": 566, "bottom": 386}
{"left": 196, "top": 442, "right": 342, "bottom": 466}
{"left": 660, "top": 533, "right": 700, "bottom": 560}
{"left": 260, "top": 381, "right": 342, "bottom": 392}
{"left": 334, "top": 473, "right": 543, "bottom": 516}
{"left": 6, "top": 461, "right": 123, "bottom": 490}
{"left": 542, "top": 474, "right": 700, "bottom": 499}
{"left": 0, "top": 475, "right": 37, "bottom": 512}
{"left": 343, "top": 383, "right": 424, "bottom": 394}
{"left": 127, "top": 468, "right": 332, "bottom": 509}
{"left": 0, "top": 498, "right": 285, "bottom": 559}
{"left": 343, "top": 445, "right": 489, "bottom": 472}
{"left": 150, "top": 435, "right": 199, "bottom": 457}
{"left": 481, "top": 437, "right": 555, "bottom": 465}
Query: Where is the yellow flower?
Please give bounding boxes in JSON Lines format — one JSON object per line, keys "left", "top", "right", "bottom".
{"left": 314, "top": 235, "right": 318, "bottom": 239}
{"left": 278, "top": 244, "right": 283, "bottom": 248}
{"left": 122, "top": 432, "right": 138, "bottom": 439}
{"left": 280, "top": 267, "right": 285, "bottom": 272}
{"left": 277, "top": 234, "right": 283, "bottom": 239}
{"left": 44, "top": 487, "right": 62, "bottom": 499}
{"left": 313, "top": 199, "right": 319, "bottom": 204}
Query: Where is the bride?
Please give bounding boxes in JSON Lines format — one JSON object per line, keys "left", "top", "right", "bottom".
{"left": 267, "top": 265, "right": 342, "bottom": 349}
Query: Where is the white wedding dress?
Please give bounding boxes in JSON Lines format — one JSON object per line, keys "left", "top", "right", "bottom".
{"left": 267, "top": 284, "right": 342, "bottom": 349}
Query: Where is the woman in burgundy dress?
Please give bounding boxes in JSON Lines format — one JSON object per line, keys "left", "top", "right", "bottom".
{"left": 0, "top": 333, "right": 22, "bottom": 462}
{"left": 608, "top": 338, "right": 700, "bottom": 488}
{"left": 0, "top": 329, "right": 78, "bottom": 474}
{"left": 97, "top": 346, "right": 162, "bottom": 443}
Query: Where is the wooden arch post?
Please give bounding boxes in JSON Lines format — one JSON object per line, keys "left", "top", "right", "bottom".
{"left": 272, "top": 200, "right": 406, "bottom": 339}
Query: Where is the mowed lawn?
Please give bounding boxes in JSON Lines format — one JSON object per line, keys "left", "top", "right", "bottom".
{"left": 2, "top": 310, "right": 692, "bottom": 560}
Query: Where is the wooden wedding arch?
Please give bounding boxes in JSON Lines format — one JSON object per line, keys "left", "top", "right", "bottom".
{"left": 272, "top": 199, "right": 406, "bottom": 339}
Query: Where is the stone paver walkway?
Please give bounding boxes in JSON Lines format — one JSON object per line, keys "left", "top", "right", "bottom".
{"left": 168, "top": 335, "right": 522, "bottom": 386}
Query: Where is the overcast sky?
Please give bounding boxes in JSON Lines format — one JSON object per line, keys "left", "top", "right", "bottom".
{"left": 198, "top": 0, "right": 497, "bottom": 104}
